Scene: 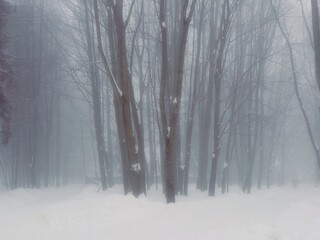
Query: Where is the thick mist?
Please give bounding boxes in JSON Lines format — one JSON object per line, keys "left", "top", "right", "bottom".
{"left": 1, "top": 0, "right": 319, "bottom": 199}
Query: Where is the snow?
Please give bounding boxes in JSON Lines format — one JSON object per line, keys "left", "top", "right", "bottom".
{"left": 274, "top": 160, "right": 281, "bottom": 168}
{"left": 96, "top": 65, "right": 123, "bottom": 97}
{"left": 173, "top": 97, "right": 177, "bottom": 105}
{"left": 223, "top": 161, "right": 228, "bottom": 168}
{"left": 113, "top": 78, "right": 123, "bottom": 97}
{"left": 131, "top": 163, "right": 141, "bottom": 172}
{"left": 162, "top": 22, "right": 166, "bottom": 28}
{"left": 0, "top": 185, "right": 320, "bottom": 240}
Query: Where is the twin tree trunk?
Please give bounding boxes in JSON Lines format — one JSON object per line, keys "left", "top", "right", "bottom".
{"left": 159, "top": 0, "right": 196, "bottom": 203}
{"left": 94, "top": 0, "right": 146, "bottom": 196}
{"left": 113, "top": 1, "right": 144, "bottom": 197}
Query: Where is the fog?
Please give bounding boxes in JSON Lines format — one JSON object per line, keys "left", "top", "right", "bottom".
{"left": 0, "top": 0, "right": 320, "bottom": 200}
{"left": 3, "top": 0, "right": 320, "bottom": 239}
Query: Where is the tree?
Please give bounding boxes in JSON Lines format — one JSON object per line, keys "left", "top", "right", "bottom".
{"left": 94, "top": 0, "right": 146, "bottom": 196}
{"left": 0, "top": 0, "right": 13, "bottom": 145}
{"left": 270, "top": 0, "right": 320, "bottom": 174}
{"left": 208, "top": 0, "right": 239, "bottom": 196}
{"left": 311, "top": 0, "right": 320, "bottom": 93}
{"left": 159, "top": 0, "right": 197, "bottom": 203}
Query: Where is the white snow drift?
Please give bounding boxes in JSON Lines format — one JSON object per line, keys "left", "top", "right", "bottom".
{"left": 0, "top": 185, "right": 319, "bottom": 240}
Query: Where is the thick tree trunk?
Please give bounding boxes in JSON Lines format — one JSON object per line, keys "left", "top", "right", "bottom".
{"left": 113, "top": 0, "right": 145, "bottom": 197}
{"left": 105, "top": 7, "right": 130, "bottom": 193}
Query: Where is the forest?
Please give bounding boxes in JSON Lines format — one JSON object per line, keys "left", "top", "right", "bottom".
{"left": 0, "top": 0, "right": 320, "bottom": 205}
{"left": 2, "top": 0, "right": 320, "bottom": 239}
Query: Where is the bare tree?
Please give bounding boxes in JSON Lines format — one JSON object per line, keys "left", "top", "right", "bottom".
{"left": 159, "top": 0, "right": 197, "bottom": 203}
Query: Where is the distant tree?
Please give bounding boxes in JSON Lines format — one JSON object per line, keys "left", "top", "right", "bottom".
{"left": 311, "top": 0, "right": 320, "bottom": 92}
{"left": 208, "top": 0, "right": 239, "bottom": 196}
{"left": 0, "top": 0, "right": 13, "bottom": 144}
{"left": 270, "top": 0, "right": 320, "bottom": 174}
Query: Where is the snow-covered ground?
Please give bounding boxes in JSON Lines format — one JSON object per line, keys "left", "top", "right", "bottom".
{"left": 0, "top": 184, "right": 319, "bottom": 240}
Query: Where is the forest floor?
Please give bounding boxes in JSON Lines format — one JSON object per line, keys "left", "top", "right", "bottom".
{"left": 0, "top": 184, "right": 319, "bottom": 240}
